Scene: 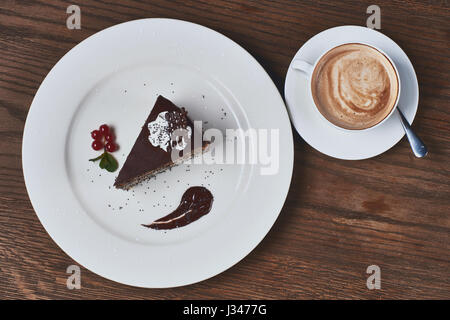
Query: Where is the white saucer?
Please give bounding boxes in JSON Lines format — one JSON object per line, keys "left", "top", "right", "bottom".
{"left": 284, "top": 26, "right": 419, "bottom": 160}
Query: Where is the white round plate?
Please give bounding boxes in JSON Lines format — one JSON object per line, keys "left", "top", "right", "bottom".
{"left": 285, "top": 26, "right": 419, "bottom": 160}
{"left": 23, "top": 19, "right": 293, "bottom": 288}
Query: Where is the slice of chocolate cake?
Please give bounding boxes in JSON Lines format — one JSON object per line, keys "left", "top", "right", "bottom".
{"left": 114, "top": 96, "right": 209, "bottom": 190}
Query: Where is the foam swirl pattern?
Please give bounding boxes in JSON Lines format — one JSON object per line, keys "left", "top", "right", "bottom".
{"left": 312, "top": 44, "right": 398, "bottom": 130}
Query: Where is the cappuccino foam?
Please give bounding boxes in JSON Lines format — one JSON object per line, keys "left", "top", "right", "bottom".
{"left": 312, "top": 44, "right": 399, "bottom": 130}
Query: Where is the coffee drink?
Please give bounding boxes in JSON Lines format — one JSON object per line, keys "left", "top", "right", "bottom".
{"left": 311, "top": 43, "right": 399, "bottom": 130}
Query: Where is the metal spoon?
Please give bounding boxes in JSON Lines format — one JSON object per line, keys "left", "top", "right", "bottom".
{"left": 397, "top": 108, "right": 428, "bottom": 158}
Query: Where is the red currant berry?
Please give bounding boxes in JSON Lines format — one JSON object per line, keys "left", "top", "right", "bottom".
{"left": 99, "top": 124, "right": 109, "bottom": 135}
{"left": 92, "top": 140, "right": 103, "bottom": 151}
{"left": 105, "top": 142, "right": 117, "bottom": 152}
{"left": 105, "top": 133, "right": 114, "bottom": 142}
{"left": 91, "top": 130, "right": 101, "bottom": 140}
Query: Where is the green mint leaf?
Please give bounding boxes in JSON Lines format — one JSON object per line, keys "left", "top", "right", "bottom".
{"left": 88, "top": 151, "right": 118, "bottom": 172}
{"left": 104, "top": 152, "right": 118, "bottom": 172}
{"left": 99, "top": 154, "right": 110, "bottom": 169}
{"left": 89, "top": 152, "right": 105, "bottom": 162}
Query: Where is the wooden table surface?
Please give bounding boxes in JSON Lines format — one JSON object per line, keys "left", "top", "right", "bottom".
{"left": 1, "top": 0, "right": 449, "bottom": 300}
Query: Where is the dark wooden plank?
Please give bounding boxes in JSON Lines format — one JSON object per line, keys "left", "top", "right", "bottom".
{"left": 0, "top": 0, "right": 449, "bottom": 299}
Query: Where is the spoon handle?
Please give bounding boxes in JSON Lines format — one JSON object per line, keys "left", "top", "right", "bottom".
{"left": 397, "top": 108, "right": 428, "bottom": 158}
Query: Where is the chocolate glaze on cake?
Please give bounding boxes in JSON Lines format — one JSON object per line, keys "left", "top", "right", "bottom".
{"left": 142, "top": 186, "right": 213, "bottom": 230}
{"left": 114, "top": 96, "right": 209, "bottom": 190}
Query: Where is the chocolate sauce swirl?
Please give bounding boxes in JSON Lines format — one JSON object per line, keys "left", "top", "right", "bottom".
{"left": 143, "top": 186, "right": 213, "bottom": 230}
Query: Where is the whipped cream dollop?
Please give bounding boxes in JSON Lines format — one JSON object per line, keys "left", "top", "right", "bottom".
{"left": 148, "top": 111, "right": 192, "bottom": 152}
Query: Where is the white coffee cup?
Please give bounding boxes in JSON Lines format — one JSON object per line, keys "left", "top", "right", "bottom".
{"left": 291, "top": 42, "right": 401, "bottom": 131}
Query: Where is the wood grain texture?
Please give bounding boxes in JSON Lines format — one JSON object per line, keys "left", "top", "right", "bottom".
{"left": 0, "top": 0, "right": 449, "bottom": 299}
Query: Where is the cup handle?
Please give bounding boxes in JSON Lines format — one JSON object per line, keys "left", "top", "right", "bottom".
{"left": 291, "top": 59, "right": 314, "bottom": 77}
